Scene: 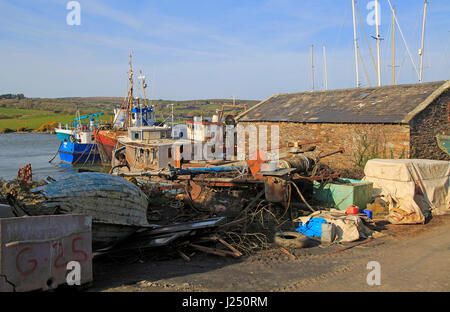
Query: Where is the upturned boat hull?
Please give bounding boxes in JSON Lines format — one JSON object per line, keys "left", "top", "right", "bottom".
{"left": 26, "top": 172, "right": 150, "bottom": 249}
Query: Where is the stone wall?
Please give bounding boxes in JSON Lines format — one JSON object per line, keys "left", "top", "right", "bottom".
{"left": 410, "top": 89, "right": 450, "bottom": 160}
{"left": 237, "top": 121, "right": 410, "bottom": 177}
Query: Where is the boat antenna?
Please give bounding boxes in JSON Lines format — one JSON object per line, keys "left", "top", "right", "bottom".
{"left": 138, "top": 70, "right": 148, "bottom": 107}
{"left": 170, "top": 103, "right": 174, "bottom": 127}
{"left": 138, "top": 70, "right": 148, "bottom": 128}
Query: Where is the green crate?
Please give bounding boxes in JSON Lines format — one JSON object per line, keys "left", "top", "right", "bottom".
{"left": 313, "top": 178, "right": 373, "bottom": 210}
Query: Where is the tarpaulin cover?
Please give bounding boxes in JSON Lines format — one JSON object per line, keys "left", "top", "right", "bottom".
{"left": 363, "top": 159, "right": 450, "bottom": 224}
{"left": 296, "top": 217, "right": 327, "bottom": 237}
{"left": 294, "top": 210, "right": 373, "bottom": 243}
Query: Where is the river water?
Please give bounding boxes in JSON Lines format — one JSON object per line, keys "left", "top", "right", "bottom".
{"left": 0, "top": 133, "right": 107, "bottom": 181}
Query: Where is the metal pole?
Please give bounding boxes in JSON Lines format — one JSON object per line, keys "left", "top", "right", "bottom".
{"left": 419, "top": 0, "right": 428, "bottom": 83}
{"left": 375, "top": 0, "right": 381, "bottom": 86}
{"left": 310, "top": 44, "right": 315, "bottom": 92}
{"left": 323, "top": 45, "right": 328, "bottom": 90}
{"left": 392, "top": 7, "right": 396, "bottom": 85}
{"left": 352, "top": 0, "right": 360, "bottom": 88}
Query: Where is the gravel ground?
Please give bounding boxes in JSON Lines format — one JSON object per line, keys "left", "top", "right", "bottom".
{"left": 90, "top": 214, "right": 450, "bottom": 292}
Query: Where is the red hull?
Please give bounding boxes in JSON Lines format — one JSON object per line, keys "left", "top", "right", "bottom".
{"left": 94, "top": 129, "right": 126, "bottom": 163}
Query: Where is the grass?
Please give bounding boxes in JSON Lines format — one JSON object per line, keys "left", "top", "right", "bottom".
{"left": 0, "top": 107, "right": 113, "bottom": 130}
{"left": 0, "top": 97, "right": 259, "bottom": 129}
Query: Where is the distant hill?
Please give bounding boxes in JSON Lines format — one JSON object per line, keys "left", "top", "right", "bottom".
{"left": 0, "top": 97, "right": 260, "bottom": 120}
{"left": 0, "top": 93, "right": 25, "bottom": 100}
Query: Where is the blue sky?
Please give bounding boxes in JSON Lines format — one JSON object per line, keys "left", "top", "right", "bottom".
{"left": 0, "top": 0, "right": 449, "bottom": 100}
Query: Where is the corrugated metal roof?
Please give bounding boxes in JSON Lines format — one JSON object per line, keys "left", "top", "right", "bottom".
{"left": 238, "top": 81, "right": 449, "bottom": 124}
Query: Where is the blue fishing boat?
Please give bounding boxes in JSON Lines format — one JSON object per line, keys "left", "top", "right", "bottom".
{"left": 58, "top": 141, "right": 101, "bottom": 164}
{"left": 55, "top": 111, "right": 104, "bottom": 165}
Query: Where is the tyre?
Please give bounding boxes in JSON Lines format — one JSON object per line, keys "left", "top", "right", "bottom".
{"left": 274, "top": 231, "right": 310, "bottom": 249}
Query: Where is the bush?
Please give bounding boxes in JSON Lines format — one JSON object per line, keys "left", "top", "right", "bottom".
{"left": 38, "top": 122, "right": 59, "bottom": 133}
{"left": 16, "top": 126, "right": 29, "bottom": 132}
{"left": 0, "top": 128, "right": 15, "bottom": 133}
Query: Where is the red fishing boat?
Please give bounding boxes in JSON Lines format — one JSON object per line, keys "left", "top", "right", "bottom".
{"left": 94, "top": 52, "right": 156, "bottom": 162}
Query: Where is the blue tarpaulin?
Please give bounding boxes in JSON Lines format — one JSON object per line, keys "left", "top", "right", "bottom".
{"left": 296, "top": 217, "right": 327, "bottom": 238}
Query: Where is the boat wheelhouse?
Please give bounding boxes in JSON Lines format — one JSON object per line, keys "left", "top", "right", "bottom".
{"left": 115, "top": 126, "right": 190, "bottom": 171}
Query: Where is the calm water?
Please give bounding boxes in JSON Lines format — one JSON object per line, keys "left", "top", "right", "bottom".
{"left": 0, "top": 133, "right": 107, "bottom": 181}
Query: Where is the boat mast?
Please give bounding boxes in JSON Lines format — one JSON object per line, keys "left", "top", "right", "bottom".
{"left": 352, "top": 0, "right": 360, "bottom": 88}
{"left": 126, "top": 51, "right": 134, "bottom": 127}
{"left": 392, "top": 7, "right": 396, "bottom": 85}
{"left": 375, "top": 0, "right": 382, "bottom": 86}
{"left": 310, "top": 44, "right": 315, "bottom": 92}
{"left": 138, "top": 70, "right": 148, "bottom": 127}
{"left": 419, "top": 0, "right": 428, "bottom": 83}
{"left": 139, "top": 70, "right": 148, "bottom": 107}
{"left": 323, "top": 45, "right": 328, "bottom": 90}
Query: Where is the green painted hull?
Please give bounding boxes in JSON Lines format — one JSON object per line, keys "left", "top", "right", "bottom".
{"left": 436, "top": 135, "right": 450, "bottom": 156}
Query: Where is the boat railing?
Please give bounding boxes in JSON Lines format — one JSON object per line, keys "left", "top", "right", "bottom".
{"left": 58, "top": 122, "right": 108, "bottom": 131}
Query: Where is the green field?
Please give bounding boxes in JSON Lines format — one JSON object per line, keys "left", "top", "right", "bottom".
{"left": 0, "top": 107, "right": 112, "bottom": 130}
{"left": 0, "top": 96, "right": 259, "bottom": 130}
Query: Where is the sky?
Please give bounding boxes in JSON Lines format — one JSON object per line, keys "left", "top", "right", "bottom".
{"left": 0, "top": 0, "right": 449, "bottom": 100}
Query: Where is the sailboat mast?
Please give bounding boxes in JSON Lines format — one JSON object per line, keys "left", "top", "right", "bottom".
{"left": 352, "top": 0, "right": 360, "bottom": 88}
{"left": 375, "top": 0, "right": 381, "bottom": 86}
{"left": 419, "top": 0, "right": 428, "bottom": 83}
{"left": 323, "top": 45, "right": 328, "bottom": 90}
{"left": 310, "top": 44, "right": 315, "bottom": 92}
{"left": 392, "top": 7, "right": 396, "bottom": 85}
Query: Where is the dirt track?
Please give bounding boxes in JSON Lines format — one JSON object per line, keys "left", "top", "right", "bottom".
{"left": 91, "top": 215, "right": 450, "bottom": 292}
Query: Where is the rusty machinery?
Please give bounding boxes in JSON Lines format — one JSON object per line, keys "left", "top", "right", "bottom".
{"left": 116, "top": 139, "right": 344, "bottom": 218}
{"left": 257, "top": 142, "right": 345, "bottom": 219}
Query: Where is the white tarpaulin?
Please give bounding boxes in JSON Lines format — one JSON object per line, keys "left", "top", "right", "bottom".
{"left": 363, "top": 159, "right": 450, "bottom": 224}
{"left": 294, "top": 210, "right": 373, "bottom": 243}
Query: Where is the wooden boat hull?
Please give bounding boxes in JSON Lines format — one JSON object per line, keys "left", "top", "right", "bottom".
{"left": 94, "top": 129, "right": 127, "bottom": 162}
{"left": 436, "top": 135, "right": 450, "bottom": 156}
{"left": 26, "top": 172, "right": 150, "bottom": 248}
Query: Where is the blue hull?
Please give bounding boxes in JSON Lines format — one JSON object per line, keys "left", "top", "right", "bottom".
{"left": 58, "top": 141, "right": 101, "bottom": 165}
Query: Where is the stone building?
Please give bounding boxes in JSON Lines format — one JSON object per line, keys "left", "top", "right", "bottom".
{"left": 236, "top": 80, "right": 450, "bottom": 176}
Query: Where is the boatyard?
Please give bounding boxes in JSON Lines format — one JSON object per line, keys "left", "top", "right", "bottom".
{"left": 0, "top": 0, "right": 449, "bottom": 296}
{"left": 1, "top": 74, "right": 449, "bottom": 292}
